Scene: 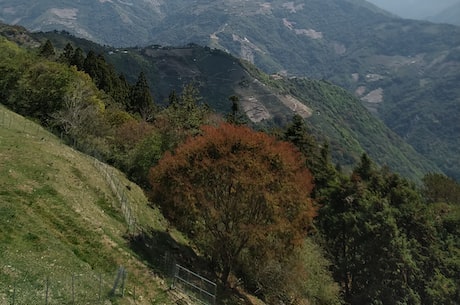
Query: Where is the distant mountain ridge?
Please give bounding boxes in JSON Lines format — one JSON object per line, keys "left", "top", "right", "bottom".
{"left": 429, "top": 2, "right": 460, "bottom": 25}
{"left": 366, "top": 0, "right": 460, "bottom": 23}
{"left": 1, "top": 0, "right": 459, "bottom": 180}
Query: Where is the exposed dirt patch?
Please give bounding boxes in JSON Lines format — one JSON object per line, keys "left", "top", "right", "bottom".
{"left": 295, "top": 28, "right": 322, "bottom": 39}
{"left": 232, "top": 34, "right": 264, "bottom": 63}
{"left": 361, "top": 88, "right": 383, "bottom": 104}
{"left": 365, "top": 73, "right": 384, "bottom": 82}
{"left": 48, "top": 8, "right": 78, "bottom": 20}
{"left": 332, "top": 42, "right": 346, "bottom": 55}
{"left": 282, "top": 2, "right": 305, "bottom": 13}
{"left": 241, "top": 96, "right": 271, "bottom": 122}
{"left": 277, "top": 95, "right": 312, "bottom": 118}
{"left": 351, "top": 73, "right": 360, "bottom": 82}
{"left": 256, "top": 2, "right": 272, "bottom": 15}
{"left": 355, "top": 86, "right": 366, "bottom": 96}
{"left": 282, "top": 18, "right": 322, "bottom": 39}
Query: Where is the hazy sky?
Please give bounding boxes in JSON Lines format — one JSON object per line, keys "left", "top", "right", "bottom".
{"left": 366, "top": 0, "right": 460, "bottom": 19}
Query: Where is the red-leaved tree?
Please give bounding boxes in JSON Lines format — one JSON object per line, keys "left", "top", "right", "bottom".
{"left": 149, "top": 123, "right": 316, "bottom": 284}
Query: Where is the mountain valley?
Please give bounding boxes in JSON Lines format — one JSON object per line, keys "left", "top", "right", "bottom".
{"left": 1, "top": 0, "right": 459, "bottom": 180}
{"left": 1, "top": 5, "right": 460, "bottom": 303}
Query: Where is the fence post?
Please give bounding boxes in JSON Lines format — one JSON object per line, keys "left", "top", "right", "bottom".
{"left": 72, "top": 274, "right": 75, "bottom": 305}
{"left": 99, "top": 273, "right": 102, "bottom": 302}
{"left": 121, "top": 269, "right": 127, "bottom": 297}
{"left": 133, "top": 286, "right": 136, "bottom": 304}
{"left": 213, "top": 281, "right": 217, "bottom": 305}
{"left": 110, "top": 266, "right": 123, "bottom": 296}
{"left": 45, "top": 277, "right": 49, "bottom": 305}
{"left": 12, "top": 283, "right": 16, "bottom": 305}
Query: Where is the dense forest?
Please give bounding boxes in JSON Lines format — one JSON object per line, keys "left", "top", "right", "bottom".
{"left": 1, "top": 36, "right": 459, "bottom": 305}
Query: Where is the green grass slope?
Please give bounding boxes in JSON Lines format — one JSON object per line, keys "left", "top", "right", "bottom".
{"left": 0, "top": 105, "right": 173, "bottom": 305}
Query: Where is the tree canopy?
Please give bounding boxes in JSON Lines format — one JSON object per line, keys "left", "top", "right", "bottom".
{"left": 148, "top": 123, "right": 316, "bottom": 284}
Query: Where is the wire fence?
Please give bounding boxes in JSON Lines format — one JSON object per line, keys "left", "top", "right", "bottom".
{"left": 172, "top": 264, "right": 217, "bottom": 305}
{"left": 0, "top": 266, "right": 129, "bottom": 305}
{"left": 1, "top": 106, "right": 218, "bottom": 305}
{"left": 0, "top": 105, "right": 139, "bottom": 235}
{"left": 92, "top": 159, "right": 139, "bottom": 234}
{"left": 0, "top": 106, "right": 54, "bottom": 141}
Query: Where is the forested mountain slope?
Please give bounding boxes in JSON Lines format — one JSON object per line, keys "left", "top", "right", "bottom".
{"left": 1, "top": 0, "right": 459, "bottom": 180}
{"left": 29, "top": 27, "right": 442, "bottom": 180}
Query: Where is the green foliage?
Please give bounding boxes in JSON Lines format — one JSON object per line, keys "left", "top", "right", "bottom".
{"left": 52, "top": 71, "right": 106, "bottom": 137}
{"left": 71, "top": 47, "right": 85, "bottom": 70}
{"left": 0, "top": 105, "right": 169, "bottom": 305}
{"left": 129, "top": 71, "right": 156, "bottom": 121}
{"left": 8, "top": 61, "right": 76, "bottom": 124}
{"left": 3, "top": 0, "right": 460, "bottom": 180}
{"left": 239, "top": 237, "right": 342, "bottom": 305}
{"left": 155, "top": 83, "right": 212, "bottom": 151}
{"left": 127, "top": 131, "right": 163, "bottom": 187}
{"left": 317, "top": 156, "right": 459, "bottom": 304}
{"left": 422, "top": 173, "right": 460, "bottom": 205}
{"left": 1, "top": 24, "right": 459, "bottom": 305}
{"left": 0, "top": 38, "right": 32, "bottom": 101}
{"left": 30, "top": 30, "right": 444, "bottom": 182}
{"left": 38, "top": 39, "right": 55, "bottom": 58}
{"left": 83, "top": 50, "right": 123, "bottom": 97}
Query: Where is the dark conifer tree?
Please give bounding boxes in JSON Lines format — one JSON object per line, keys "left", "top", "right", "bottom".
{"left": 39, "top": 39, "right": 55, "bottom": 58}
{"left": 70, "top": 47, "right": 85, "bottom": 70}
{"left": 226, "top": 95, "right": 247, "bottom": 125}
{"left": 129, "top": 71, "right": 155, "bottom": 120}
{"left": 283, "top": 114, "right": 316, "bottom": 155}
{"left": 59, "top": 43, "right": 74, "bottom": 64}
{"left": 112, "top": 74, "right": 131, "bottom": 106}
{"left": 83, "top": 50, "right": 99, "bottom": 81}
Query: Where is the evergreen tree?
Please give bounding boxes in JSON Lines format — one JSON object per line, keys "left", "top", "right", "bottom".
{"left": 283, "top": 115, "right": 338, "bottom": 197}
{"left": 317, "top": 157, "right": 455, "bottom": 305}
{"left": 70, "top": 47, "right": 85, "bottom": 70}
{"left": 129, "top": 71, "right": 155, "bottom": 121}
{"left": 225, "top": 95, "right": 247, "bottom": 125}
{"left": 39, "top": 39, "right": 55, "bottom": 58}
{"left": 353, "top": 153, "right": 373, "bottom": 181}
{"left": 83, "top": 50, "right": 99, "bottom": 82}
{"left": 59, "top": 43, "right": 74, "bottom": 64}
{"left": 283, "top": 114, "right": 316, "bottom": 155}
{"left": 111, "top": 74, "right": 131, "bottom": 106}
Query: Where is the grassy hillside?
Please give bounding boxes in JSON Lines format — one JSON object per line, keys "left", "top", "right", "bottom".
{"left": 0, "top": 105, "right": 175, "bottom": 305}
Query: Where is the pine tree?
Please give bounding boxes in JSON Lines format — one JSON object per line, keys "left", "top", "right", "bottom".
{"left": 129, "top": 71, "right": 155, "bottom": 121}
{"left": 70, "top": 47, "right": 85, "bottom": 70}
{"left": 59, "top": 43, "right": 74, "bottom": 64}
{"left": 39, "top": 39, "right": 55, "bottom": 58}
{"left": 226, "top": 95, "right": 247, "bottom": 125}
